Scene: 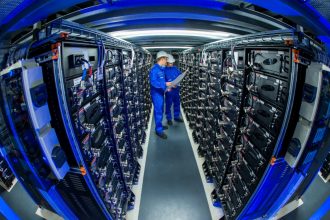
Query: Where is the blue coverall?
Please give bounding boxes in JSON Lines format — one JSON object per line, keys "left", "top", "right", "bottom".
{"left": 150, "top": 63, "right": 167, "bottom": 134}
{"left": 165, "top": 66, "right": 182, "bottom": 121}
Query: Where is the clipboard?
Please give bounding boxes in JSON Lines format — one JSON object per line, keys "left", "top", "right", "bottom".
{"left": 167, "top": 69, "right": 189, "bottom": 90}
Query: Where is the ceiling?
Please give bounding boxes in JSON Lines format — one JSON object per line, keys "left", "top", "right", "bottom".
{"left": 1, "top": 0, "right": 330, "bottom": 53}
{"left": 0, "top": 0, "right": 25, "bottom": 24}
{"left": 62, "top": 0, "right": 290, "bottom": 51}
{"left": 310, "top": 0, "right": 330, "bottom": 23}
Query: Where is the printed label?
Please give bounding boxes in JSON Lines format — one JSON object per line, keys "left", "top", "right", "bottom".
{"left": 73, "top": 77, "right": 81, "bottom": 86}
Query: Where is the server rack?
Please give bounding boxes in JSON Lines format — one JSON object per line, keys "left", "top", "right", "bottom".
{"left": 0, "top": 60, "right": 76, "bottom": 219}
{"left": 180, "top": 30, "right": 330, "bottom": 220}
{"left": 0, "top": 20, "right": 152, "bottom": 220}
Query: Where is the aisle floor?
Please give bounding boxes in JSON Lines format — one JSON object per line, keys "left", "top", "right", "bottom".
{"left": 281, "top": 176, "right": 330, "bottom": 220}
{"left": 0, "top": 182, "right": 43, "bottom": 220}
{"left": 138, "top": 116, "right": 211, "bottom": 220}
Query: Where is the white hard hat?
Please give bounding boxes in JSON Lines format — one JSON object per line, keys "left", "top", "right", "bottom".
{"left": 167, "top": 54, "right": 175, "bottom": 63}
{"left": 156, "top": 51, "right": 169, "bottom": 59}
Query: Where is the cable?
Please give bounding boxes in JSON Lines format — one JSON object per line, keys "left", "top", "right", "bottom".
{"left": 82, "top": 68, "right": 87, "bottom": 81}
{"left": 80, "top": 58, "right": 92, "bottom": 80}
{"left": 25, "top": 40, "right": 36, "bottom": 60}
{"left": 101, "top": 41, "right": 106, "bottom": 68}
{"left": 106, "top": 50, "right": 114, "bottom": 65}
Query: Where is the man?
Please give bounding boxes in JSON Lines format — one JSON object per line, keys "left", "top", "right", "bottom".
{"left": 165, "top": 54, "right": 184, "bottom": 125}
{"left": 149, "top": 51, "right": 172, "bottom": 139}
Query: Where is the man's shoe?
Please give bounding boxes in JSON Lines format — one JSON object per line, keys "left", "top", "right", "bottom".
{"left": 156, "top": 132, "right": 167, "bottom": 139}
{"left": 167, "top": 120, "right": 173, "bottom": 126}
{"left": 174, "top": 118, "right": 184, "bottom": 123}
{"left": 163, "top": 125, "right": 169, "bottom": 130}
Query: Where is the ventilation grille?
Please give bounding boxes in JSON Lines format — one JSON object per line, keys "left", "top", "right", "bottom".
{"left": 57, "top": 172, "right": 107, "bottom": 220}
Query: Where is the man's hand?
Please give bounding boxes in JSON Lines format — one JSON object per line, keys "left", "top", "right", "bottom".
{"left": 173, "top": 85, "right": 177, "bottom": 88}
{"left": 166, "top": 82, "right": 172, "bottom": 87}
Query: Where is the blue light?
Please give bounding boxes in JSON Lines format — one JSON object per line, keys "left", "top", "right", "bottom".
{"left": 237, "top": 159, "right": 297, "bottom": 219}
{"left": 310, "top": 195, "right": 330, "bottom": 220}
{"left": 38, "top": 187, "right": 79, "bottom": 220}
{"left": 0, "top": 197, "right": 20, "bottom": 220}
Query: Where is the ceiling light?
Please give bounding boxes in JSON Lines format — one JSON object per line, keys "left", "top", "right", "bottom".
{"left": 109, "top": 29, "right": 233, "bottom": 39}
{"left": 143, "top": 46, "right": 193, "bottom": 49}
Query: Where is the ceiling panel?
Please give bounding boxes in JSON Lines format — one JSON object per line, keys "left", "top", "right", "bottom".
{"left": 0, "top": 0, "right": 25, "bottom": 25}
{"left": 310, "top": 0, "right": 330, "bottom": 23}
{"left": 62, "top": 1, "right": 290, "bottom": 48}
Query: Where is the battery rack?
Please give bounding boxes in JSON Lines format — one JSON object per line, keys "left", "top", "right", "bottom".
{"left": 136, "top": 51, "right": 152, "bottom": 146}
{"left": 180, "top": 30, "right": 330, "bottom": 219}
{"left": 218, "top": 46, "right": 292, "bottom": 219}
{"left": 0, "top": 20, "right": 152, "bottom": 220}
{"left": 0, "top": 59, "right": 73, "bottom": 217}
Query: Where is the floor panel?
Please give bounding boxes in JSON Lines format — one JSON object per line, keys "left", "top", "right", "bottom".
{"left": 139, "top": 116, "right": 211, "bottom": 220}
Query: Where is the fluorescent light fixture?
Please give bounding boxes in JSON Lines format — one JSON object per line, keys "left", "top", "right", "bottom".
{"left": 143, "top": 46, "right": 193, "bottom": 49}
{"left": 109, "top": 29, "right": 232, "bottom": 39}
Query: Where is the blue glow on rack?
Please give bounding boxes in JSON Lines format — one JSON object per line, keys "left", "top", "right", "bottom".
{"left": 38, "top": 187, "right": 78, "bottom": 220}
{"left": 0, "top": 146, "right": 43, "bottom": 212}
{"left": 310, "top": 195, "right": 330, "bottom": 220}
{"left": 2, "top": 93, "right": 51, "bottom": 190}
{"left": 0, "top": 197, "right": 20, "bottom": 220}
{"left": 265, "top": 172, "right": 304, "bottom": 218}
{"left": 237, "top": 159, "right": 295, "bottom": 219}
